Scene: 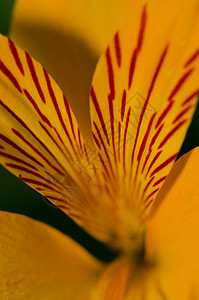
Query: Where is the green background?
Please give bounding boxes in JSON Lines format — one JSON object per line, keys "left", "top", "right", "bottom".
{"left": 0, "top": 0, "right": 198, "bottom": 261}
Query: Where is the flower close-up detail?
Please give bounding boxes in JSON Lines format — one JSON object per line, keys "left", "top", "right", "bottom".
{"left": 0, "top": 0, "right": 199, "bottom": 299}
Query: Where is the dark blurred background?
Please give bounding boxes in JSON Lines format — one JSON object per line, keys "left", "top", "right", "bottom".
{"left": 0, "top": 0, "right": 198, "bottom": 261}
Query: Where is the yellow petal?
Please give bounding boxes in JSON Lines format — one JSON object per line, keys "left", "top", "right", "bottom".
{"left": 93, "top": 255, "right": 168, "bottom": 300}
{"left": 0, "top": 34, "right": 99, "bottom": 235}
{"left": 10, "top": 0, "right": 144, "bottom": 141}
{"left": 10, "top": 0, "right": 144, "bottom": 55}
{"left": 146, "top": 147, "right": 199, "bottom": 298}
{"left": 93, "top": 256, "right": 132, "bottom": 300}
{"left": 90, "top": 0, "right": 199, "bottom": 234}
{"left": 0, "top": 211, "right": 103, "bottom": 299}
{"left": 0, "top": 34, "right": 129, "bottom": 244}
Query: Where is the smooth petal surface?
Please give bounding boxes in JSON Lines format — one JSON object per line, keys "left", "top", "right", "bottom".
{"left": 0, "top": 211, "right": 103, "bottom": 299}
{"left": 10, "top": 0, "right": 143, "bottom": 141}
{"left": 93, "top": 255, "right": 168, "bottom": 300}
{"left": 90, "top": 0, "right": 199, "bottom": 232}
{"left": 93, "top": 257, "right": 132, "bottom": 300}
{"left": 0, "top": 33, "right": 100, "bottom": 235}
{"left": 146, "top": 147, "right": 199, "bottom": 299}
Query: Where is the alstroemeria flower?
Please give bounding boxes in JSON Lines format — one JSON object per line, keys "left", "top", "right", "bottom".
{"left": 0, "top": 0, "right": 199, "bottom": 299}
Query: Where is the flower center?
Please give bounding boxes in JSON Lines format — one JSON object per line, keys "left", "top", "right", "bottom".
{"left": 108, "top": 216, "right": 146, "bottom": 260}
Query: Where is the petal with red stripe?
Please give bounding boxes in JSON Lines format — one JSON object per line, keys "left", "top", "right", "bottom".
{"left": 10, "top": 0, "right": 146, "bottom": 142}
{"left": 0, "top": 34, "right": 102, "bottom": 238}
{"left": 90, "top": 0, "right": 199, "bottom": 236}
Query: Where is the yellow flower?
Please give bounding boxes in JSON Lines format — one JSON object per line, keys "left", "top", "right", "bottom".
{"left": 0, "top": 0, "right": 199, "bottom": 299}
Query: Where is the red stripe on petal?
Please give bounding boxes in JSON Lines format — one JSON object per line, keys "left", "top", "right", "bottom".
{"left": 106, "top": 47, "right": 115, "bottom": 101}
{"left": 128, "top": 6, "right": 147, "bottom": 89}
{"left": 172, "top": 105, "right": 192, "bottom": 124}
{"left": 108, "top": 97, "right": 116, "bottom": 160}
{"left": 144, "top": 188, "right": 159, "bottom": 203}
{"left": 8, "top": 38, "right": 24, "bottom": 75}
{"left": 155, "top": 101, "right": 174, "bottom": 129}
{"left": 149, "top": 124, "right": 164, "bottom": 150}
{"left": 158, "top": 120, "right": 186, "bottom": 149}
{"left": 39, "top": 122, "right": 70, "bottom": 162}
{"left": 0, "top": 60, "right": 22, "bottom": 93}
{"left": 98, "top": 153, "right": 111, "bottom": 180}
{"left": 152, "top": 176, "right": 167, "bottom": 187}
{"left": 182, "top": 90, "right": 199, "bottom": 106}
{"left": 24, "top": 89, "right": 52, "bottom": 127}
{"left": 137, "top": 112, "right": 156, "bottom": 163}
{"left": 128, "top": 49, "right": 137, "bottom": 89}
{"left": 93, "top": 122, "right": 113, "bottom": 172}
{"left": 0, "top": 100, "right": 66, "bottom": 173}
{"left": 25, "top": 52, "right": 46, "bottom": 103}
{"left": 92, "top": 132, "right": 101, "bottom": 149}
{"left": 63, "top": 94, "right": 77, "bottom": 145}
{"left": 135, "top": 113, "right": 156, "bottom": 184}
{"left": 147, "top": 46, "right": 168, "bottom": 102}
{"left": 146, "top": 150, "right": 162, "bottom": 178}
{"left": 118, "top": 122, "right": 121, "bottom": 162}
{"left": 135, "top": 115, "right": 156, "bottom": 184}
{"left": 56, "top": 205, "right": 70, "bottom": 211}
{"left": 114, "top": 32, "right": 121, "bottom": 67}
{"left": 21, "top": 177, "right": 64, "bottom": 194}
{"left": 137, "top": 5, "right": 147, "bottom": 51}
{"left": 121, "top": 89, "right": 126, "bottom": 122}
{"left": 78, "top": 128, "right": 82, "bottom": 149}
{"left": 6, "top": 163, "right": 61, "bottom": 189}
{"left": 131, "top": 45, "right": 168, "bottom": 168}
{"left": 45, "top": 171, "right": 65, "bottom": 187}
{"left": 0, "top": 133, "right": 44, "bottom": 167}
{"left": 12, "top": 128, "right": 64, "bottom": 175}
{"left": 84, "top": 144, "right": 89, "bottom": 163}
{"left": 0, "top": 151, "right": 39, "bottom": 170}
{"left": 141, "top": 124, "right": 164, "bottom": 174}
{"left": 150, "top": 153, "right": 177, "bottom": 177}
{"left": 141, "top": 149, "right": 152, "bottom": 175}
{"left": 143, "top": 176, "right": 155, "bottom": 196}
{"left": 53, "top": 127, "right": 72, "bottom": 157}
{"left": 184, "top": 49, "right": 199, "bottom": 68}
{"left": 144, "top": 198, "right": 154, "bottom": 210}
{"left": 123, "top": 107, "right": 131, "bottom": 173}
{"left": 91, "top": 86, "right": 110, "bottom": 145}
{"left": 168, "top": 68, "right": 194, "bottom": 100}
{"left": 43, "top": 68, "right": 75, "bottom": 151}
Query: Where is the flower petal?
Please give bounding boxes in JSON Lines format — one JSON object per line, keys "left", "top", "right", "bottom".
{"left": 90, "top": 0, "right": 199, "bottom": 225}
{"left": 0, "top": 34, "right": 129, "bottom": 244}
{"left": 0, "top": 34, "right": 97, "bottom": 232}
{"left": 10, "top": 0, "right": 144, "bottom": 55}
{"left": 93, "top": 257, "right": 132, "bottom": 300}
{"left": 0, "top": 211, "right": 103, "bottom": 299}
{"left": 146, "top": 147, "right": 199, "bottom": 298}
{"left": 10, "top": 0, "right": 144, "bottom": 141}
{"left": 93, "top": 255, "right": 167, "bottom": 300}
